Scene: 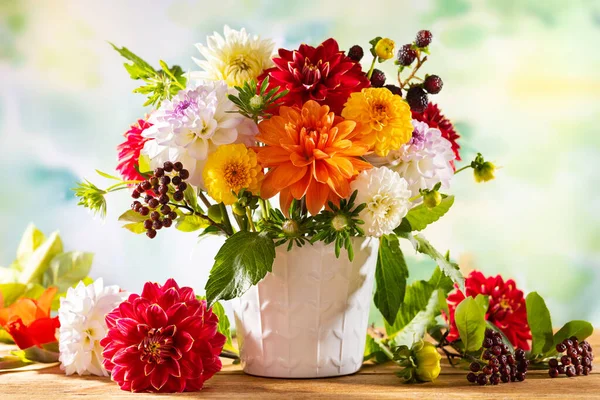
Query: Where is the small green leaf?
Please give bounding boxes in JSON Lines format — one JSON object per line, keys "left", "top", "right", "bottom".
{"left": 95, "top": 169, "right": 122, "bottom": 181}
{"left": 412, "top": 234, "right": 464, "bottom": 292}
{"left": 546, "top": 321, "right": 594, "bottom": 357}
{"left": 176, "top": 215, "right": 210, "bottom": 232}
{"left": 184, "top": 185, "right": 200, "bottom": 213}
{"left": 109, "top": 42, "right": 156, "bottom": 79}
{"left": 137, "top": 154, "right": 152, "bottom": 174}
{"left": 205, "top": 231, "right": 275, "bottom": 307}
{"left": 526, "top": 292, "right": 554, "bottom": 355}
{"left": 374, "top": 235, "right": 409, "bottom": 325}
{"left": 454, "top": 296, "right": 487, "bottom": 352}
{"left": 16, "top": 224, "right": 46, "bottom": 266}
{"left": 18, "top": 232, "right": 63, "bottom": 285}
{"left": 402, "top": 196, "right": 454, "bottom": 231}
{"left": 44, "top": 252, "right": 94, "bottom": 292}
{"left": 211, "top": 301, "right": 236, "bottom": 354}
{"left": 123, "top": 222, "right": 146, "bottom": 234}
{"left": 118, "top": 210, "right": 147, "bottom": 223}
{"left": 0, "top": 283, "right": 27, "bottom": 307}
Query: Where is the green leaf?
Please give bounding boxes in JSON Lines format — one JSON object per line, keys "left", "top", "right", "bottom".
{"left": 374, "top": 235, "right": 409, "bottom": 325}
{"left": 211, "top": 301, "right": 236, "bottom": 354}
{"left": 95, "top": 169, "right": 122, "bottom": 181}
{"left": 363, "top": 335, "right": 392, "bottom": 363}
{"left": 0, "top": 283, "right": 27, "bottom": 307}
{"left": 403, "top": 196, "right": 454, "bottom": 232}
{"left": 110, "top": 43, "right": 156, "bottom": 79}
{"left": 176, "top": 215, "right": 210, "bottom": 232}
{"left": 393, "top": 289, "right": 441, "bottom": 347}
{"left": 43, "top": 252, "right": 94, "bottom": 292}
{"left": 0, "top": 354, "right": 33, "bottom": 370}
{"left": 123, "top": 222, "right": 146, "bottom": 234}
{"left": 205, "top": 231, "right": 276, "bottom": 307}
{"left": 0, "top": 329, "right": 14, "bottom": 344}
{"left": 412, "top": 234, "right": 464, "bottom": 292}
{"left": 526, "top": 292, "right": 554, "bottom": 355}
{"left": 474, "top": 294, "right": 489, "bottom": 313}
{"left": 13, "top": 343, "right": 60, "bottom": 363}
{"left": 137, "top": 154, "right": 152, "bottom": 174}
{"left": 184, "top": 185, "right": 200, "bottom": 213}
{"left": 454, "top": 296, "right": 487, "bottom": 352}
{"left": 18, "top": 232, "right": 63, "bottom": 285}
{"left": 546, "top": 321, "right": 594, "bottom": 357}
{"left": 118, "top": 210, "right": 147, "bottom": 223}
{"left": 16, "top": 224, "right": 46, "bottom": 266}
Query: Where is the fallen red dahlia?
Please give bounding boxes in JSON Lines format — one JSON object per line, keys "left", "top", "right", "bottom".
{"left": 412, "top": 103, "right": 461, "bottom": 163}
{"left": 116, "top": 118, "right": 152, "bottom": 181}
{"left": 101, "top": 279, "right": 226, "bottom": 393}
{"left": 259, "top": 38, "right": 370, "bottom": 114}
{"left": 445, "top": 271, "right": 532, "bottom": 350}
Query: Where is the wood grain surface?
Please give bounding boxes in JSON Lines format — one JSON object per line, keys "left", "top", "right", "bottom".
{"left": 0, "top": 332, "right": 598, "bottom": 399}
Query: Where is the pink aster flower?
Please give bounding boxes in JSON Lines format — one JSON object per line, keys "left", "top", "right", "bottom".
{"left": 116, "top": 119, "right": 152, "bottom": 181}
{"left": 101, "top": 279, "right": 226, "bottom": 393}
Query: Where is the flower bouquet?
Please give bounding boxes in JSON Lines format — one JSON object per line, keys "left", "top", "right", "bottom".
{"left": 66, "top": 26, "right": 595, "bottom": 391}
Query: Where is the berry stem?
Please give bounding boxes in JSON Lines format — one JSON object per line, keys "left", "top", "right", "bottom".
{"left": 169, "top": 202, "right": 230, "bottom": 236}
{"left": 198, "top": 191, "right": 212, "bottom": 209}
{"left": 398, "top": 53, "right": 428, "bottom": 90}
{"left": 367, "top": 56, "right": 377, "bottom": 79}
{"left": 454, "top": 165, "right": 473, "bottom": 175}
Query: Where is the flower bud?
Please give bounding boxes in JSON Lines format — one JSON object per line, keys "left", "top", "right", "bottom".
{"left": 249, "top": 95, "right": 264, "bottom": 110}
{"left": 207, "top": 204, "right": 223, "bottom": 223}
{"left": 331, "top": 214, "right": 349, "bottom": 232}
{"left": 423, "top": 190, "right": 442, "bottom": 208}
{"left": 474, "top": 161, "right": 496, "bottom": 183}
{"left": 375, "top": 38, "right": 395, "bottom": 60}
{"left": 282, "top": 220, "right": 299, "bottom": 237}
{"left": 232, "top": 202, "right": 246, "bottom": 216}
{"left": 412, "top": 340, "right": 442, "bottom": 382}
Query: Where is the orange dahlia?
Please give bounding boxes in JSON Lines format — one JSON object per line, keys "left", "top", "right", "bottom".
{"left": 255, "top": 100, "right": 371, "bottom": 215}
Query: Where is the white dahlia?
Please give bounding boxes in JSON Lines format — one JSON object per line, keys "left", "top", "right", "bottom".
{"left": 368, "top": 120, "right": 455, "bottom": 197}
{"left": 58, "top": 279, "right": 127, "bottom": 376}
{"left": 190, "top": 25, "right": 275, "bottom": 87}
{"left": 350, "top": 167, "right": 412, "bottom": 237}
{"left": 141, "top": 81, "right": 258, "bottom": 186}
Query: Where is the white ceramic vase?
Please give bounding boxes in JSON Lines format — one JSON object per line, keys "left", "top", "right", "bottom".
{"left": 232, "top": 237, "right": 379, "bottom": 378}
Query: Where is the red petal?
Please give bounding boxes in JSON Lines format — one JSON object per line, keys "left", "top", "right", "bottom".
{"left": 145, "top": 304, "right": 168, "bottom": 328}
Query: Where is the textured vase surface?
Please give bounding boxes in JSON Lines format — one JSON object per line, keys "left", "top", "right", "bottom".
{"left": 233, "top": 237, "right": 379, "bottom": 378}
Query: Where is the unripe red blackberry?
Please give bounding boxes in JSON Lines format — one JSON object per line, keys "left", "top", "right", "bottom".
{"left": 162, "top": 218, "right": 173, "bottom": 228}
{"left": 152, "top": 220, "right": 163, "bottom": 230}
{"left": 396, "top": 44, "right": 417, "bottom": 66}
{"left": 370, "top": 69, "right": 386, "bottom": 87}
{"left": 154, "top": 167, "right": 164, "bottom": 177}
{"left": 384, "top": 84, "right": 402, "bottom": 96}
{"left": 348, "top": 45, "right": 364, "bottom": 62}
{"left": 415, "top": 30, "right": 433, "bottom": 48}
{"left": 159, "top": 194, "right": 169, "bottom": 205}
{"left": 146, "top": 229, "right": 157, "bottom": 239}
{"left": 148, "top": 198, "right": 159, "bottom": 209}
{"left": 143, "top": 220, "right": 153, "bottom": 230}
{"left": 406, "top": 86, "right": 428, "bottom": 112}
{"left": 131, "top": 190, "right": 141, "bottom": 199}
{"left": 150, "top": 211, "right": 160, "bottom": 221}
{"left": 423, "top": 75, "right": 443, "bottom": 94}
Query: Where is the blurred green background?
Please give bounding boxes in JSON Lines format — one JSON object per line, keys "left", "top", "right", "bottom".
{"left": 1, "top": 0, "right": 599, "bottom": 325}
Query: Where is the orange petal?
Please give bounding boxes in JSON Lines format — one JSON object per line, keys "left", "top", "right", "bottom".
{"left": 261, "top": 163, "right": 306, "bottom": 198}
{"left": 313, "top": 149, "right": 329, "bottom": 160}
{"left": 290, "top": 152, "right": 314, "bottom": 167}
{"left": 37, "top": 287, "right": 58, "bottom": 317}
{"left": 333, "top": 120, "right": 357, "bottom": 140}
{"left": 10, "top": 299, "right": 39, "bottom": 326}
{"left": 279, "top": 188, "right": 294, "bottom": 217}
{"left": 325, "top": 157, "right": 354, "bottom": 179}
{"left": 306, "top": 182, "right": 330, "bottom": 215}
{"left": 256, "top": 147, "right": 291, "bottom": 167}
{"left": 313, "top": 161, "right": 329, "bottom": 183}
{"left": 325, "top": 163, "right": 351, "bottom": 198}
{"left": 290, "top": 171, "right": 312, "bottom": 199}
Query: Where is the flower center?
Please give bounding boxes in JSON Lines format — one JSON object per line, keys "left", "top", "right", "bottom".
{"left": 367, "top": 194, "right": 394, "bottom": 219}
{"left": 301, "top": 58, "right": 323, "bottom": 87}
{"left": 173, "top": 99, "right": 195, "bottom": 116}
{"left": 231, "top": 55, "right": 251, "bottom": 72}
{"left": 224, "top": 162, "right": 249, "bottom": 189}
{"left": 139, "top": 327, "right": 175, "bottom": 364}
{"left": 371, "top": 102, "right": 389, "bottom": 127}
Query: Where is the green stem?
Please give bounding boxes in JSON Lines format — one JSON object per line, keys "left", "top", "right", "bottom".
{"left": 169, "top": 202, "right": 229, "bottom": 235}
{"left": 246, "top": 207, "right": 256, "bottom": 232}
{"left": 454, "top": 165, "right": 472, "bottom": 175}
{"left": 106, "top": 180, "right": 142, "bottom": 192}
{"left": 258, "top": 198, "right": 268, "bottom": 220}
{"left": 409, "top": 194, "right": 422, "bottom": 202}
{"left": 219, "top": 203, "right": 235, "bottom": 235}
{"left": 367, "top": 56, "right": 377, "bottom": 79}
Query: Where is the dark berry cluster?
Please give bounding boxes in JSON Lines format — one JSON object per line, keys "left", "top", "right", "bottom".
{"left": 549, "top": 336, "right": 594, "bottom": 378}
{"left": 130, "top": 161, "right": 189, "bottom": 239}
{"left": 466, "top": 329, "right": 529, "bottom": 386}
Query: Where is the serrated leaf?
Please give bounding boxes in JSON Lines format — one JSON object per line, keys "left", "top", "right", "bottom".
{"left": 18, "top": 232, "right": 63, "bottom": 285}
{"left": 205, "top": 231, "right": 275, "bottom": 307}
{"left": 374, "top": 235, "right": 409, "bottom": 325}
{"left": 44, "top": 252, "right": 94, "bottom": 292}
{"left": 176, "top": 215, "right": 210, "bottom": 232}
{"left": 526, "top": 292, "right": 554, "bottom": 355}
{"left": 110, "top": 43, "right": 156, "bottom": 79}
{"left": 412, "top": 234, "right": 464, "bottom": 292}
{"left": 123, "top": 222, "right": 146, "bottom": 234}
{"left": 118, "top": 210, "right": 147, "bottom": 223}
{"left": 403, "top": 196, "right": 454, "bottom": 231}
{"left": 393, "top": 289, "right": 441, "bottom": 347}
{"left": 16, "top": 224, "right": 46, "bottom": 266}
{"left": 454, "top": 296, "right": 487, "bottom": 352}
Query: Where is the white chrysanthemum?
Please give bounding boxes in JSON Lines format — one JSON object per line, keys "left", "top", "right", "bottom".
{"left": 368, "top": 120, "right": 455, "bottom": 197}
{"left": 141, "top": 81, "right": 258, "bottom": 187}
{"left": 58, "top": 279, "right": 127, "bottom": 376}
{"left": 190, "top": 25, "right": 275, "bottom": 87}
{"left": 350, "top": 167, "right": 412, "bottom": 237}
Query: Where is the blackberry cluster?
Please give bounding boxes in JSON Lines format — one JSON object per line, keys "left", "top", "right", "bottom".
{"left": 466, "top": 329, "right": 529, "bottom": 386}
{"left": 130, "top": 161, "right": 189, "bottom": 239}
{"left": 549, "top": 336, "right": 594, "bottom": 378}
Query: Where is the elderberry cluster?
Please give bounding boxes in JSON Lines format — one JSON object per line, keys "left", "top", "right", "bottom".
{"left": 466, "top": 329, "right": 529, "bottom": 386}
{"left": 130, "top": 161, "right": 189, "bottom": 239}
{"left": 549, "top": 336, "right": 594, "bottom": 378}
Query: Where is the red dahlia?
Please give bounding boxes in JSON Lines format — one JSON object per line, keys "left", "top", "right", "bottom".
{"left": 101, "top": 279, "right": 226, "bottom": 393}
{"left": 259, "top": 38, "right": 370, "bottom": 114}
{"left": 412, "top": 103, "right": 461, "bottom": 162}
{"left": 445, "top": 271, "right": 532, "bottom": 350}
{"left": 116, "top": 119, "right": 152, "bottom": 181}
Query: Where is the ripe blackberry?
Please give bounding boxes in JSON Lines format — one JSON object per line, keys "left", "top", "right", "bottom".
{"left": 178, "top": 182, "right": 188, "bottom": 191}
{"left": 146, "top": 229, "right": 157, "bottom": 239}
{"left": 163, "top": 161, "right": 174, "bottom": 172}
{"left": 406, "top": 86, "right": 428, "bottom": 113}
{"left": 380, "top": 85, "right": 400, "bottom": 97}
{"left": 556, "top": 343, "right": 567, "bottom": 353}
{"left": 477, "top": 374, "right": 487, "bottom": 386}
{"left": 162, "top": 218, "right": 173, "bottom": 228}
{"left": 396, "top": 44, "right": 417, "bottom": 66}
{"left": 467, "top": 372, "right": 477, "bottom": 383}
{"left": 150, "top": 211, "right": 160, "bottom": 221}
{"left": 549, "top": 368, "right": 559, "bottom": 378}
{"left": 173, "top": 191, "right": 184, "bottom": 201}
{"left": 489, "top": 374, "right": 500, "bottom": 385}
{"left": 415, "top": 30, "right": 433, "bottom": 48}
{"left": 482, "top": 338, "right": 493, "bottom": 349}
{"left": 160, "top": 175, "right": 171, "bottom": 185}
{"left": 159, "top": 194, "right": 169, "bottom": 205}
{"left": 143, "top": 220, "right": 153, "bottom": 230}
{"left": 515, "top": 349, "right": 526, "bottom": 361}
{"left": 370, "top": 69, "right": 386, "bottom": 87}
{"left": 172, "top": 176, "right": 182, "bottom": 186}
{"left": 161, "top": 205, "right": 171, "bottom": 214}
{"left": 139, "top": 207, "right": 149, "bottom": 216}
{"left": 131, "top": 190, "right": 141, "bottom": 199}
{"left": 469, "top": 362, "right": 481, "bottom": 372}
{"left": 348, "top": 45, "right": 364, "bottom": 62}
{"left": 148, "top": 198, "right": 159, "bottom": 209}
{"left": 154, "top": 167, "right": 165, "bottom": 177}
{"left": 158, "top": 184, "right": 169, "bottom": 195}
{"left": 424, "top": 75, "right": 443, "bottom": 94}
{"left": 549, "top": 358, "right": 559, "bottom": 368}
{"left": 152, "top": 220, "right": 163, "bottom": 230}
{"left": 173, "top": 161, "right": 183, "bottom": 172}
{"left": 179, "top": 169, "right": 190, "bottom": 180}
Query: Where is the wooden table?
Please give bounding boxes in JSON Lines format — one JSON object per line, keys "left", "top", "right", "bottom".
{"left": 1, "top": 333, "right": 598, "bottom": 399}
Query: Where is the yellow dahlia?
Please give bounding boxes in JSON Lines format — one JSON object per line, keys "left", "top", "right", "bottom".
{"left": 342, "top": 87, "right": 414, "bottom": 157}
{"left": 191, "top": 26, "right": 275, "bottom": 87}
{"left": 203, "top": 143, "right": 264, "bottom": 205}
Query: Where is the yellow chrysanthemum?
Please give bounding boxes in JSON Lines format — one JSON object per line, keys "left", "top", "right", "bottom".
{"left": 191, "top": 26, "right": 275, "bottom": 87}
{"left": 203, "top": 143, "right": 264, "bottom": 205}
{"left": 341, "top": 87, "right": 413, "bottom": 157}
